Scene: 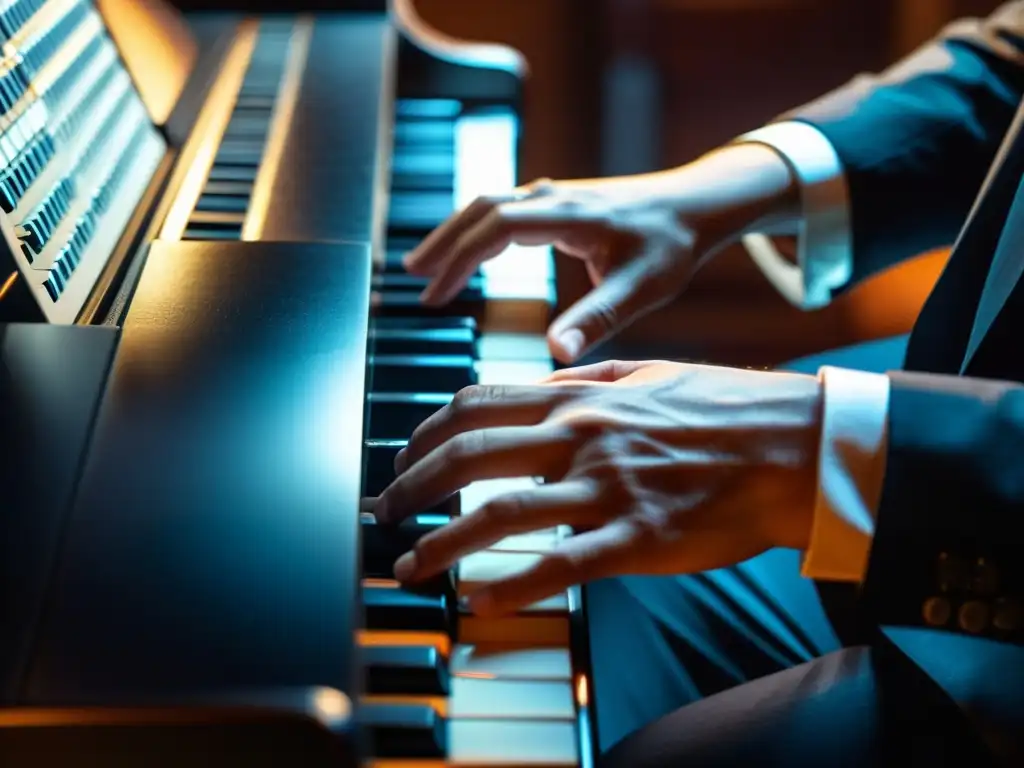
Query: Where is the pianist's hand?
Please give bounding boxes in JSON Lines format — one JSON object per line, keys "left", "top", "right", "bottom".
{"left": 403, "top": 144, "right": 798, "bottom": 364}
{"left": 374, "top": 360, "right": 822, "bottom": 617}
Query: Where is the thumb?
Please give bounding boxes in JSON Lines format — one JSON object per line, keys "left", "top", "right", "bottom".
{"left": 547, "top": 249, "right": 683, "bottom": 363}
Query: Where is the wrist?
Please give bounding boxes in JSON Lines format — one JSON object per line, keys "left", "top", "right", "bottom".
{"left": 670, "top": 142, "right": 801, "bottom": 261}
{"left": 764, "top": 372, "right": 824, "bottom": 552}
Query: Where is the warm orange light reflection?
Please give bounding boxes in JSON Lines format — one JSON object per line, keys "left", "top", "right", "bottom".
{"left": 357, "top": 630, "right": 451, "bottom": 657}
{"left": 363, "top": 578, "right": 401, "bottom": 590}
{"left": 452, "top": 671, "right": 496, "bottom": 680}
{"left": 575, "top": 674, "right": 589, "bottom": 708}
{"left": 311, "top": 687, "right": 352, "bottom": 724}
{"left": 0, "top": 271, "right": 17, "bottom": 301}
{"left": 362, "top": 694, "right": 447, "bottom": 717}
{"left": 96, "top": 0, "right": 197, "bottom": 125}
{"left": 390, "top": 0, "right": 524, "bottom": 74}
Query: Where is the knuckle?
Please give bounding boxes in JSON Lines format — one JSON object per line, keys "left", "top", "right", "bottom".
{"left": 522, "top": 177, "right": 556, "bottom": 195}
{"left": 450, "top": 384, "right": 485, "bottom": 412}
{"left": 480, "top": 494, "right": 525, "bottom": 526}
{"left": 471, "top": 194, "right": 501, "bottom": 212}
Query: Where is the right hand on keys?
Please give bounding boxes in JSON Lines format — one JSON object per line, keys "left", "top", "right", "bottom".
{"left": 403, "top": 142, "right": 800, "bottom": 363}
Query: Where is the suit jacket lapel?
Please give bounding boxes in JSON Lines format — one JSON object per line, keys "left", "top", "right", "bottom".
{"left": 963, "top": 174, "right": 1024, "bottom": 369}
{"left": 905, "top": 97, "right": 1024, "bottom": 373}
{"left": 962, "top": 101, "right": 1024, "bottom": 370}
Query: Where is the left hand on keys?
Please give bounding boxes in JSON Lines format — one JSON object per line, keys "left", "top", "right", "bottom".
{"left": 374, "top": 360, "right": 824, "bottom": 616}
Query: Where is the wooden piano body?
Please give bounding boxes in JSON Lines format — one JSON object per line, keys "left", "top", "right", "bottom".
{"left": 0, "top": 1, "right": 597, "bottom": 765}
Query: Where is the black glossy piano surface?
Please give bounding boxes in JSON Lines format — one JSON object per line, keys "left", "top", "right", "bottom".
{"left": 0, "top": 2, "right": 594, "bottom": 765}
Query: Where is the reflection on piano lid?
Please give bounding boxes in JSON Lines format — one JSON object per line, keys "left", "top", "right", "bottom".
{"left": 0, "top": 1, "right": 597, "bottom": 767}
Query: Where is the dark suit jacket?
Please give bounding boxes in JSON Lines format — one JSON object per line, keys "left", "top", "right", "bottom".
{"left": 785, "top": 2, "right": 1024, "bottom": 644}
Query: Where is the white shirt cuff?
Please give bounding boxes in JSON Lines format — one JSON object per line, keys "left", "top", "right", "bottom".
{"left": 733, "top": 122, "right": 853, "bottom": 309}
{"left": 801, "top": 365, "right": 890, "bottom": 582}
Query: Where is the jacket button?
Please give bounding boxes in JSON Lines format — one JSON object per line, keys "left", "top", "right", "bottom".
{"left": 958, "top": 600, "right": 990, "bottom": 634}
{"left": 922, "top": 596, "right": 951, "bottom": 627}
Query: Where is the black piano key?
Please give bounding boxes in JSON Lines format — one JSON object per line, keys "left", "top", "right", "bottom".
{"left": 364, "top": 645, "right": 450, "bottom": 696}
{"left": 394, "top": 118, "right": 455, "bottom": 147}
{"left": 390, "top": 170, "right": 454, "bottom": 191}
{"left": 203, "top": 180, "right": 254, "bottom": 196}
{"left": 182, "top": 226, "right": 243, "bottom": 241}
{"left": 225, "top": 115, "right": 272, "bottom": 134}
{"left": 367, "top": 393, "right": 452, "bottom": 440}
{"left": 215, "top": 144, "right": 264, "bottom": 167}
{"left": 371, "top": 315, "right": 478, "bottom": 334}
{"left": 388, "top": 191, "right": 454, "bottom": 230}
{"left": 188, "top": 210, "right": 246, "bottom": 228}
{"left": 235, "top": 95, "right": 277, "bottom": 110}
{"left": 381, "top": 248, "right": 418, "bottom": 273}
{"left": 391, "top": 151, "right": 455, "bottom": 178}
{"left": 368, "top": 325, "right": 477, "bottom": 357}
{"left": 363, "top": 439, "right": 405, "bottom": 496}
{"left": 369, "top": 354, "right": 477, "bottom": 393}
{"left": 207, "top": 164, "right": 260, "bottom": 183}
{"left": 196, "top": 194, "right": 250, "bottom": 213}
{"left": 360, "top": 514, "right": 453, "bottom": 580}
{"left": 363, "top": 584, "right": 451, "bottom": 633}
{"left": 395, "top": 99, "right": 461, "bottom": 119}
{"left": 372, "top": 272, "right": 483, "bottom": 292}
{"left": 372, "top": 290, "right": 484, "bottom": 319}
{"left": 360, "top": 703, "right": 447, "bottom": 759}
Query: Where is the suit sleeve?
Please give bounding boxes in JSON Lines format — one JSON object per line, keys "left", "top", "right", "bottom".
{"left": 785, "top": 2, "right": 1024, "bottom": 290}
{"left": 861, "top": 370, "right": 1024, "bottom": 644}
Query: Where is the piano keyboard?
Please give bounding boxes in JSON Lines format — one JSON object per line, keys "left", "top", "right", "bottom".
{"left": 0, "top": 0, "right": 164, "bottom": 322}
{"left": 179, "top": 18, "right": 294, "bottom": 241}
{"left": 355, "top": 96, "right": 592, "bottom": 767}
{"left": 0, "top": 6, "right": 597, "bottom": 766}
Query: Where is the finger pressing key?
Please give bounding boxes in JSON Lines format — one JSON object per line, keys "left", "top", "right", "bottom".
{"left": 396, "top": 383, "right": 577, "bottom": 473}
{"left": 376, "top": 425, "right": 574, "bottom": 525}
{"left": 466, "top": 522, "right": 633, "bottom": 617}
{"left": 394, "top": 479, "right": 599, "bottom": 583}
{"left": 402, "top": 195, "right": 497, "bottom": 275}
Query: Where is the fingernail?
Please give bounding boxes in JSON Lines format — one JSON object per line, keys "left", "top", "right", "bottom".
{"left": 556, "top": 328, "right": 585, "bottom": 360}
{"left": 373, "top": 496, "right": 390, "bottom": 523}
{"left": 393, "top": 551, "right": 417, "bottom": 582}
{"left": 402, "top": 251, "right": 421, "bottom": 270}
{"left": 394, "top": 448, "right": 408, "bottom": 474}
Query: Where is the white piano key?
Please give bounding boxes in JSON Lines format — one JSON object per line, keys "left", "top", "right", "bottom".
{"left": 475, "top": 360, "right": 554, "bottom": 386}
{"left": 458, "top": 549, "right": 570, "bottom": 645}
{"left": 447, "top": 677, "right": 575, "bottom": 720}
{"left": 459, "top": 551, "right": 542, "bottom": 589}
{"left": 369, "top": 720, "right": 579, "bottom": 768}
{"left": 459, "top": 477, "right": 539, "bottom": 517}
{"left": 447, "top": 719, "right": 579, "bottom": 766}
{"left": 488, "top": 529, "right": 560, "bottom": 552}
{"left": 477, "top": 332, "right": 552, "bottom": 362}
{"left": 454, "top": 111, "right": 555, "bottom": 303}
{"left": 450, "top": 645, "right": 573, "bottom": 680}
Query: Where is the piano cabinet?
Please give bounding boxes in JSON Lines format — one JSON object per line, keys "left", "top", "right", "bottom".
{"left": 0, "top": 1, "right": 597, "bottom": 765}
